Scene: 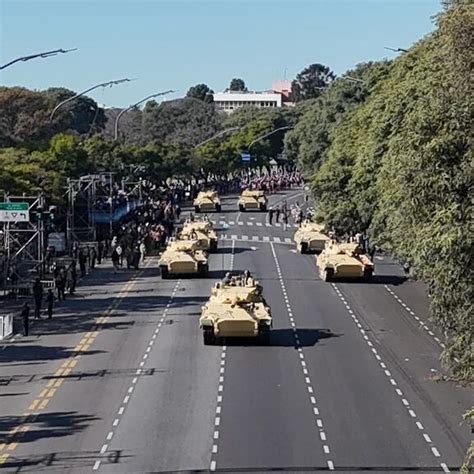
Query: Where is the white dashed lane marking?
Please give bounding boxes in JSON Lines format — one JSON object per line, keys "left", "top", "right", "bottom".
{"left": 383, "top": 285, "right": 444, "bottom": 349}
{"left": 271, "top": 243, "right": 335, "bottom": 471}
{"left": 331, "top": 283, "right": 450, "bottom": 473}
{"left": 92, "top": 278, "right": 181, "bottom": 471}
{"left": 210, "top": 239, "right": 234, "bottom": 472}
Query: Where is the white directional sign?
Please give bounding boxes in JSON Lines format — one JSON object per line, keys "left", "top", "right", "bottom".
{"left": 0, "top": 203, "right": 30, "bottom": 222}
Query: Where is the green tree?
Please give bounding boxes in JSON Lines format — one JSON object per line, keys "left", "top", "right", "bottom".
{"left": 45, "top": 87, "right": 106, "bottom": 135}
{"left": 291, "top": 63, "right": 336, "bottom": 102}
{"left": 229, "top": 78, "right": 247, "bottom": 92}
{"left": 142, "top": 97, "right": 222, "bottom": 146}
{"left": 186, "top": 84, "right": 214, "bottom": 103}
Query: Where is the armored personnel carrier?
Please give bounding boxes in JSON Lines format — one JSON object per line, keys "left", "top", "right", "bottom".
{"left": 193, "top": 191, "right": 221, "bottom": 213}
{"left": 238, "top": 189, "right": 267, "bottom": 212}
{"left": 317, "top": 242, "right": 374, "bottom": 281}
{"left": 294, "top": 222, "right": 330, "bottom": 253}
{"left": 200, "top": 275, "right": 272, "bottom": 344}
{"left": 159, "top": 239, "right": 208, "bottom": 278}
{"left": 180, "top": 218, "right": 218, "bottom": 252}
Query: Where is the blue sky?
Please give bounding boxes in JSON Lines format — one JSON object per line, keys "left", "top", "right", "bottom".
{"left": 1, "top": 0, "right": 442, "bottom": 108}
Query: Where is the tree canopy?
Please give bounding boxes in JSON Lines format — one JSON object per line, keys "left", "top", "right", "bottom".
{"left": 291, "top": 63, "right": 336, "bottom": 102}
{"left": 186, "top": 83, "right": 214, "bottom": 103}
{"left": 289, "top": 4, "right": 473, "bottom": 379}
{"left": 229, "top": 78, "right": 247, "bottom": 92}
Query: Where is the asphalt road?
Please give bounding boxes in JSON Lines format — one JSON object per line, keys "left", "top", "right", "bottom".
{"left": 0, "top": 188, "right": 471, "bottom": 473}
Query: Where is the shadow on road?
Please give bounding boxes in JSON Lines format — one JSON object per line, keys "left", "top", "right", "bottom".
{"left": 221, "top": 328, "right": 341, "bottom": 347}
{"left": 0, "top": 345, "right": 104, "bottom": 365}
{"left": 0, "top": 411, "right": 98, "bottom": 446}
{"left": 216, "top": 247, "right": 251, "bottom": 255}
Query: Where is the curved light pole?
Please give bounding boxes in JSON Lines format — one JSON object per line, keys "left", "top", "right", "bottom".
{"left": 49, "top": 78, "right": 133, "bottom": 123}
{"left": 1, "top": 48, "right": 77, "bottom": 70}
{"left": 342, "top": 76, "right": 366, "bottom": 85}
{"left": 384, "top": 46, "right": 408, "bottom": 53}
{"left": 194, "top": 127, "right": 241, "bottom": 149}
{"left": 247, "top": 126, "right": 293, "bottom": 150}
{"left": 114, "top": 90, "right": 175, "bottom": 141}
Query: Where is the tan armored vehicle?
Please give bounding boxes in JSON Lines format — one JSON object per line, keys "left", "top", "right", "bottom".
{"left": 317, "top": 242, "right": 374, "bottom": 281}
{"left": 193, "top": 191, "right": 221, "bottom": 213}
{"left": 238, "top": 189, "right": 267, "bottom": 212}
{"left": 294, "top": 222, "right": 330, "bottom": 253}
{"left": 159, "top": 239, "right": 208, "bottom": 278}
{"left": 200, "top": 275, "right": 272, "bottom": 344}
{"left": 180, "top": 218, "right": 218, "bottom": 252}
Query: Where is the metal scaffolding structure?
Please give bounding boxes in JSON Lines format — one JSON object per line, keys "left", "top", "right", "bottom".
{"left": 66, "top": 173, "right": 114, "bottom": 248}
{"left": 1, "top": 193, "right": 46, "bottom": 290}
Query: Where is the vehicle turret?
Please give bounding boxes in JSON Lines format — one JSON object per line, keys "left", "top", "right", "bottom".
{"left": 193, "top": 191, "right": 221, "bottom": 213}
{"left": 317, "top": 241, "right": 373, "bottom": 281}
{"left": 238, "top": 189, "right": 267, "bottom": 212}
{"left": 294, "top": 221, "right": 330, "bottom": 253}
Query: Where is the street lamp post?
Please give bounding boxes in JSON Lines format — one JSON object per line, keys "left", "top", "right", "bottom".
{"left": 193, "top": 127, "right": 241, "bottom": 149}
{"left": 384, "top": 46, "right": 408, "bottom": 53}
{"left": 1, "top": 48, "right": 77, "bottom": 70}
{"left": 247, "top": 126, "right": 294, "bottom": 150}
{"left": 342, "top": 76, "right": 366, "bottom": 85}
{"left": 49, "top": 78, "right": 133, "bottom": 123}
{"left": 114, "top": 90, "right": 175, "bottom": 141}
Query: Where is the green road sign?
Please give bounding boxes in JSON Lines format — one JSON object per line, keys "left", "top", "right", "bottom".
{"left": 0, "top": 202, "right": 29, "bottom": 211}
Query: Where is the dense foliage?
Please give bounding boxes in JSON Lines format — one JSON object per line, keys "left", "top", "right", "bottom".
{"left": 286, "top": 3, "right": 473, "bottom": 379}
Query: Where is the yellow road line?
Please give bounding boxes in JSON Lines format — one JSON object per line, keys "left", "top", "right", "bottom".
{"left": 28, "top": 399, "right": 40, "bottom": 411}
{"left": 54, "top": 368, "right": 64, "bottom": 377}
{"left": 38, "top": 399, "right": 49, "bottom": 410}
{"left": 0, "top": 454, "right": 9, "bottom": 465}
{"left": 6, "top": 270, "right": 144, "bottom": 454}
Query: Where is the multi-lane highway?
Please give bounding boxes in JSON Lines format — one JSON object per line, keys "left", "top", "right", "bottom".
{"left": 0, "top": 189, "right": 471, "bottom": 473}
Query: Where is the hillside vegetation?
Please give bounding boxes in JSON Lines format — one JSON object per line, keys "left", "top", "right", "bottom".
{"left": 285, "top": 2, "right": 473, "bottom": 379}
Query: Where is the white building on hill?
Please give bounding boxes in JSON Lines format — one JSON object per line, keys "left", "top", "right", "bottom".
{"left": 213, "top": 90, "right": 283, "bottom": 113}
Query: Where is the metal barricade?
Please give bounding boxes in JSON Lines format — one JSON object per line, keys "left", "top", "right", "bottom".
{"left": 0, "top": 314, "right": 13, "bottom": 340}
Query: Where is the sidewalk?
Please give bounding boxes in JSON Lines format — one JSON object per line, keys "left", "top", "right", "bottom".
{"left": 0, "top": 260, "right": 115, "bottom": 344}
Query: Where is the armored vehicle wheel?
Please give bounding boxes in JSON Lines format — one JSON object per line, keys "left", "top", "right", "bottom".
{"left": 203, "top": 328, "right": 215, "bottom": 345}
{"left": 323, "top": 268, "right": 334, "bottom": 282}
{"left": 194, "top": 205, "right": 200, "bottom": 213}
{"left": 210, "top": 239, "right": 218, "bottom": 252}
{"left": 198, "top": 262, "right": 209, "bottom": 277}
{"left": 239, "top": 204, "right": 245, "bottom": 212}
{"left": 260, "top": 204, "right": 267, "bottom": 212}
{"left": 363, "top": 267, "right": 373, "bottom": 281}
{"left": 300, "top": 242, "right": 308, "bottom": 254}
{"left": 215, "top": 204, "right": 222, "bottom": 212}
{"left": 160, "top": 265, "right": 169, "bottom": 279}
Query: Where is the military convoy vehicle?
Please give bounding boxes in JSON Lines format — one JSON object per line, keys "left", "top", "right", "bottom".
{"left": 238, "top": 189, "right": 267, "bottom": 212}
{"left": 317, "top": 242, "right": 374, "bottom": 281}
{"left": 294, "top": 222, "right": 330, "bottom": 253}
{"left": 180, "top": 218, "right": 218, "bottom": 252}
{"left": 193, "top": 191, "right": 221, "bottom": 213}
{"left": 199, "top": 275, "right": 272, "bottom": 344}
{"left": 159, "top": 239, "right": 209, "bottom": 278}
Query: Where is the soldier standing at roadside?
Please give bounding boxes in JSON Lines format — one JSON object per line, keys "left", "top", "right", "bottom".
{"left": 268, "top": 208, "right": 274, "bottom": 225}
{"left": 46, "top": 289, "right": 54, "bottom": 319}
{"left": 21, "top": 303, "right": 30, "bottom": 336}
{"left": 33, "top": 278, "right": 43, "bottom": 319}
